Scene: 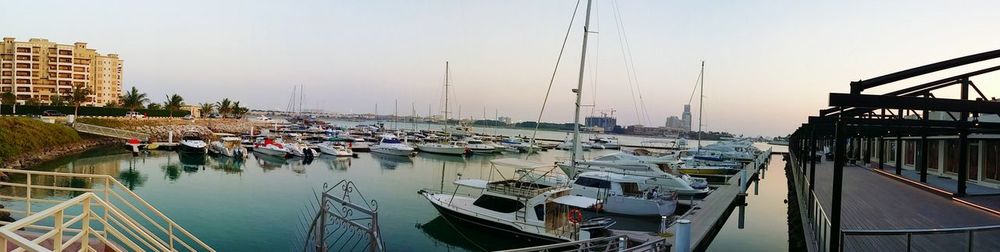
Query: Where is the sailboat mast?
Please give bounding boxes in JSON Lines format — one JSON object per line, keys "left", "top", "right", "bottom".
{"left": 571, "top": 0, "right": 594, "bottom": 172}
{"left": 698, "top": 61, "right": 704, "bottom": 150}
{"left": 444, "top": 61, "right": 450, "bottom": 129}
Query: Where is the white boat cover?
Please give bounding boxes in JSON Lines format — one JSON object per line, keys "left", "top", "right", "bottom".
{"left": 552, "top": 195, "right": 599, "bottom": 208}
{"left": 453, "top": 179, "right": 488, "bottom": 189}
{"left": 490, "top": 158, "right": 551, "bottom": 170}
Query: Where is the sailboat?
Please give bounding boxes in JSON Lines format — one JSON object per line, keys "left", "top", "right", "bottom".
{"left": 417, "top": 61, "right": 469, "bottom": 156}
{"left": 554, "top": 6, "right": 711, "bottom": 199}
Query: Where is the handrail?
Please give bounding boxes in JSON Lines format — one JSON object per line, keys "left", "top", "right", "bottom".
{"left": 496, "top": 234, "right": 627, "bottom": 252}
{"left": 842, "top": 224, "right": 1000, "bottom": 235}
{"left": 0, "top": 168, "right": 214, "bottom": 251}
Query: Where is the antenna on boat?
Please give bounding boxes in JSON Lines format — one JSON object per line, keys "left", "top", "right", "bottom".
{"left": 571, "top": 0, "right": 594, "bottom": 178}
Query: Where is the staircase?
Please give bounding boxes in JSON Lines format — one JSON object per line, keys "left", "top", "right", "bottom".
{"left": 0, "top": 169, "right": 214, "bottom": 251}
{"left": 72, "top": 123, "right": 150, "bottom": 141}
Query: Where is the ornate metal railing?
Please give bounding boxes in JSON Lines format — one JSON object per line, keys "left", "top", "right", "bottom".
{"left": 303, "top": 180, "right": 384, "bottom": 252}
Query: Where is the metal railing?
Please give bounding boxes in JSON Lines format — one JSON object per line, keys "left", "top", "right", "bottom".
{"left": 497, "top": 234, "right": 628, "bottom": 252}
{"left": 72, "top": 122, "right": 149, "bottom": 141}
{"left": 841, "top": 225, "right": 1000, "bottom": 251}
{"left": 0, "top": 169, "right": 213, "bottom": 251}
{"left": 788, "top": 151, "right": 833, "bottom": 252}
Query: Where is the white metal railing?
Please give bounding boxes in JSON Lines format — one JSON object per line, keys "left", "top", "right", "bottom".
{"left": 0, "top": 169, "right": 214, "bottom": 251}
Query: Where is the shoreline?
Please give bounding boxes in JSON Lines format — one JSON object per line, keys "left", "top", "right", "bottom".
{"left": 1, "top": 137, "right": 120, "bottom": 170}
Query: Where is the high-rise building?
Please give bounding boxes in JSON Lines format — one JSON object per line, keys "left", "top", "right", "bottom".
{"left": 585, "top": 116, "right": 617, "bottom": 133}
{"left": 665, "top": 115, "right": 684, "bottom": 129}
{"left": 0, "top": 37, "right": 122, "bottom": 106}
{"left": 681, "top": 104, "right": 692, "bottom": 131}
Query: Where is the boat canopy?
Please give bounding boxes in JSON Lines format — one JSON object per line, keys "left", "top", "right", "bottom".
{"left": 453, "top": 179, "right": 488, "bottom": 189}
{"left": 490, "top": 158, "right": 551, "bottom": 170}
{"left": 552, "top": 195, "right": 599, "bottom": 208}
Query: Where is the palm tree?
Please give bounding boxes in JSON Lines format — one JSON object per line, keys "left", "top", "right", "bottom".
{"left": 67, "top": 84, "right": 91, "bottom": 117}
{"left": 49, "top": 95, "right": 66, "bottom": 106}
{"left": 199, "top": 103, "right": 215, "bottom": 118}
{"left": 147, "top": 103, "right": 162, "bottom": 110}
{"left": 216, "top": 98, "right": 232, "bottom": 118}
{"left": 121, "top": 86, "right": 149, "bottom": 111}
{"left": 164, "top": 94, "right": 184, "bottom": 119}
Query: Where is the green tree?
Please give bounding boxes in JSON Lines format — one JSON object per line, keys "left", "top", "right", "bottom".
{"left": 49, "top": 95, "right": 67, "bottom": 106}
{"left": 121, "top": 86, "right": 149, "bottom": 111}
{"left": 216, "top": 98, "right": 232, "bottom": 118}
{"left": 0, "top": 92, "right": 14, "bottom": 105}
{"left": 231, "top": 101, "right": 249, "bottom": 118}
{"left": 199, "top": 103, "right": 215, "bottom": 118}
{"left": 147, "top": 103, "right": 162, "bottom": 110}
{"left": 164, "top": 94, "right": 184, "bottom": 119}
{"left": 25, "top": 97, "right": 41, "bottom": 106}
{"left": 104, "top": 100, "right": 120, "bottom": 108}
{"left": 68, "top": 84, "right": 91, "bottom": 117}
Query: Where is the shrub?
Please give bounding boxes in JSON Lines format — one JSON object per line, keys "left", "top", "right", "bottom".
{"left": 0, "top": 117, "right": 81, "bottom": 161}
{"left": 0, "top": 105, "right": 190, "bottom": 117}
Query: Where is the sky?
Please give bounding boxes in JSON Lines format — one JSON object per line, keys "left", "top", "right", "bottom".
{"left": 4, "top": 0, "right": 1000, "bottom": 137}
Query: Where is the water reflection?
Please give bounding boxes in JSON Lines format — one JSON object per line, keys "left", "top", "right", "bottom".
{"left": 179, "top": 152, "right": 206, "bottom": 172}
{"left": 370, "top": 153, "right": 412, "bottom": 169}
{"left": 253, "top": 153, "right": 288, "bottom": 171}
{"left": 320, "top": 157, "right": 352, "bottom": 171}
{"left": 119, "top": 157, "right": 147, "bottom": 190}
{"left": 208, "top": 155, "right": 244, "bottom": 174}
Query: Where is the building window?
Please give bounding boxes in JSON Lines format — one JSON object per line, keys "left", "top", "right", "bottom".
{"left": 985, "top": 140, "right": 1000, "bottom": 182}
{"left": 904, "top": 140, "right": 916, "bottom": 166}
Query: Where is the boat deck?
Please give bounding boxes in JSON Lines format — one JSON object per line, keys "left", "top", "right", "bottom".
{"left": 807, "top": 159, "right": 1000, "bottom": 251}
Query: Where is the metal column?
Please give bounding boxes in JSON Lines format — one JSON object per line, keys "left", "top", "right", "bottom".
{"left": 895, "top": 132, "right": 903, "bottom": 175}
{"left": 830, "top": 118, "right": 847, "bottom": 252}
{"left": 878, "top": 137, "right": 885, "bottom": 170}
{"left": 957, "top": 79, "right": 970, "bottom": 196}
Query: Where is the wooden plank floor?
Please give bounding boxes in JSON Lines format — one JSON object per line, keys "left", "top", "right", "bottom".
{"left": 660, "top": 153, "right": 771, "bottom": 250}
{"left": 808, "top": 159, "right": 1000, "bottom": 251}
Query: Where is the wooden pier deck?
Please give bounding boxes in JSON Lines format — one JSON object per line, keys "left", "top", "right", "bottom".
{"left": 798, "top": 157, "right": 1000, "bottom": 251}
{"left": 634, "top": 151, "right": 772, "bottom": 251}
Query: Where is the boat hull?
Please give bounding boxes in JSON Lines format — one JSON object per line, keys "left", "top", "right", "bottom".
{"left": 417, "top": 145, "right": 467, "bottom": 155}
{"left": 180, "top": 143, "right": 206, "bottom": 154}
{"left": 371, "top": 147, "right": 414, "bottom": 157}
{"left": 421, "top": 192, "right": 568, "bottom": 244}
{"left": 678, "top": 167, "right": 740, "bottom": 176}
{"left": 254, "top": 146, "right": 288, "bottom": 157}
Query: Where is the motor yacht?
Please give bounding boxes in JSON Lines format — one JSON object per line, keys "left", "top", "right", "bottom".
{"left": 463, "top": 138, "right": 498, "bottom": 154}
{"left": 371, "top": 134, "right": 415, "bottom": 157}
{"left": 253, "top": 137, "right": 290, "bottom": 158}
{"left": 525, "top": 171, "right": 678, "bottom": 216}
{"left": 418, "top": 158, "right": 614, "bottom": 243}
{"left": 317, "top": 142, "right": 355, "bottom": 157}
{"left": 208, "top": 133, "right": 247, "bottom": 158}
{"left": 417, "top": 141, "right": 468, "bottom": 155}
{"left": 557, "top": 152, "right": 710, "bottom": 198}
{"left": 180, "top": 132, "right": 208, "bottom": 154}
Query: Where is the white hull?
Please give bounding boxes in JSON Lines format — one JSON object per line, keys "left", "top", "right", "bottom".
{"left": 209, "top": 142, "right": 246, "bottom": 158}
{"left": 318, "top": 144, "right": 353, "bottom": 157}
{"left": 254, "top": 146, "right": 288, "bottom": 157}
{"left": 371, "top": 147, "right": 414, "bottom": 157}
{"left": 417, "top": 144, "right": 467, "bottom": 155}
{"left": 602, "top": 195, "right": 676, "bottom": 216}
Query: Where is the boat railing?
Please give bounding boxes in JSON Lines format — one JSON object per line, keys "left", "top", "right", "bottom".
{"left": 0, "top": 168, "right": 214, "bottom": 251}
{"left": 840, "top": 225, "right": 1000, "bottom": 251}
{"left": 487, "top": 183, "right": 548, "bottom": 199}
{"left": 496, "top": 234, "right": 636, "bottom": 252}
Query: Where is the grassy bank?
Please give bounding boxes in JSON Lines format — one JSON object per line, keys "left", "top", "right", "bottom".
{"left": 0, "top": 117, "right": 82, "bottom": 162}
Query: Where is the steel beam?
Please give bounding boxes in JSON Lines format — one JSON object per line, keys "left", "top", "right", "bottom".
{"left": 829, "top": 93, "right": 1000, "bottom": 114}
{"left": 830, "top": 119, "right": 847, "bottom": 252}
{"left": 849, "top": 48, "right": 1000, "bottom": 94}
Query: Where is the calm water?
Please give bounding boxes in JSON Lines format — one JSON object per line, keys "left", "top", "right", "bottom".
{"left": 706, "top": 157, "right": 793, "bottom": 251}
{"left": 21, "top": 138, "right": 790, "bottom": 251}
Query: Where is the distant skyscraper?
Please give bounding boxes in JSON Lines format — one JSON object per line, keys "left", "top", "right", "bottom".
{"left": 585, "top": 116, "right": 617, "bottom": 133}
{"left": 681, "top": 104, "right": 692, "bottom": 131}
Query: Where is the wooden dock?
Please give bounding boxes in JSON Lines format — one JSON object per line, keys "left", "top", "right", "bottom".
{"left": 791, "top": 154, "right": 1000, "bottom": 251}
{"left": 617, "top": 150, "right": 773, "bottom": 250}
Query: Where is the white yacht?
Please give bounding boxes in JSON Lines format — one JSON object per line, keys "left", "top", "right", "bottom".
{"left": 417, "top": 141, "right": 468, "bottom": 155}
{"left": 525, "top": 170, "right": 678, "bottom": 216}
{"left": 180, "top": 132, "right": 208, "bottom": 154}
{"left": 558, "top": 152, "right": 711, "bottom": 197}
{"left": 463, "top": 138, "right": 497, "bottom": 154}
{"left": 253, "top": 137, "right": 290, "bottom": 157}
{"left": 418, "top": 158, "right": 614, "bottom": 243}
{"left": 208, "top": 133, "right": 247, "bottom": 158}
{"left": 317, "top": 142, "right": 354, "bottom": 157}
{"left": 282, "top": 136, "right": 317, "bottom": 158}
{"left": 371, "top": 134, "right": 415, "bottom": 157}
{"left": 590, "top": 136, "right": 621, "bottom": 149}
{"left": 556, "top": 140, "right": 592, "bottom": 151}
{"left": 499, "top": 138, "right": 539, "bottom": 153}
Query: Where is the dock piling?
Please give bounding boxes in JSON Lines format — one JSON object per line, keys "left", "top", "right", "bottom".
{"left": 617, "top": 237, "right": 626, "bottom": 252}
{"left": 676, "top": 219, "right": 691, "bottom": 252}
{"left": 659, "top": 216, "right": 667, "bottom": 233}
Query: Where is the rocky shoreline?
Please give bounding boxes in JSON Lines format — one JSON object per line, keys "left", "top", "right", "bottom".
{"left": 1, "top": 137, "right": 120, "bottom": 170}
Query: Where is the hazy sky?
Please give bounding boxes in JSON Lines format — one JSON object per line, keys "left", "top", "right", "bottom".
{"left": 4, "top": 0, "right": 1000, "bottom": 136}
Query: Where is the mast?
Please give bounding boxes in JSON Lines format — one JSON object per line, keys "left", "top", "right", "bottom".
{"left": 444, "top": 61, "right": 450, "bottom": 131}
{"left": 697, "top": 61, "right": 704, "bottom": 150}
{"left": 571, "top": 0, "right": 594, "bottom": 175}
{"left": 394, "top": 99, "right": 398, "bottom": 130}
{"left": 299, "top": 84, "right": 304, "bottom": 115}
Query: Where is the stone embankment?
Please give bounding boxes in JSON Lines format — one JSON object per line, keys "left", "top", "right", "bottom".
{"left": 1, "top": 137, "right": 119, "bottom": 170}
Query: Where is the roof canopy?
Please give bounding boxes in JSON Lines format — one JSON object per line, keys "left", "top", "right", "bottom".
{"left": 490, "top": 158, "right": 552, "bottom": 170}
{"left": 552, "top": 195, "right": 598, "bottom": 208}
{"left": 453, "top": 179, "right": 488, "bottom": 189}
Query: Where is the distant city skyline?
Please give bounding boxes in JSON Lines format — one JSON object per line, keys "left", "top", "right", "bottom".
{"left": 4, "top": 0, "right": 1000, "bottom": 136}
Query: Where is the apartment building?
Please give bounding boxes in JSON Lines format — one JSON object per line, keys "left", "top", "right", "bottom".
{"left": 0, "top": 37, "right": 122, "bottom": 106}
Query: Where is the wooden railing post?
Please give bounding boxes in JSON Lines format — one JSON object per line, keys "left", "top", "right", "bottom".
{"left": 53, "top": 209, "right": 64, "bottom": 251}
{"left": 25, "top": 175, "right": 31, "bottom": 216}
{"left": 82, "top": 196, "right": 92, "bottom": 251}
